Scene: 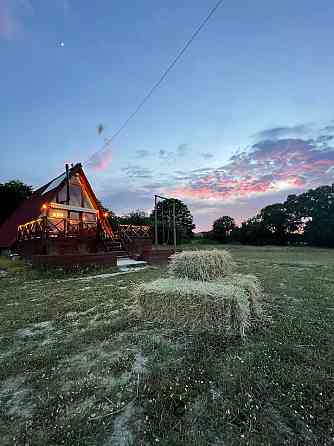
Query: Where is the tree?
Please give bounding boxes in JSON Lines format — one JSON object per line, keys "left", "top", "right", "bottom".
{"left": 107, "top": 209, "right": 150, "bottom": 231}
{"left": 236, "top": 216, "right": 269, "bottom": 245}
{"left": 121, "top": 209, "right": 151, "bottom": 226}
{"left": 259, "top": 203, "right": 298, "bottom": 245}
{"left": 235, "top": 183, "right": 334, "bottom": 247}
{"left": 0, "top": 180, "right": 33, "bottom": 226}
{"left": 212, "top": 216, "right": 236, "bottom": 243}
{"left": 150, "top": 198, "right": 195, "bottom": 244}
{"left": 300, "top": 185, "right": 334, "bottom": 247}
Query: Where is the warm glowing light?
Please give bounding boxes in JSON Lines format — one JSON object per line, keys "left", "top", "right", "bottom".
{"left": 41, "top": 203, "right": 48, "bottom": 210}
{"left": 50, "top": 211, "right": 65, "bottom": 218}
{"left": 104, "top": 212, "right": 109, "bottom": 217}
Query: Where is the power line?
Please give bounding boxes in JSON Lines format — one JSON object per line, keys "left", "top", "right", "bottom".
{"left": 87, "top": 0, "right": 224, "bottom": 163}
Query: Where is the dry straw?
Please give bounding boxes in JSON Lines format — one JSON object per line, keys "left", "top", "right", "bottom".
{"left": 220, "top": 273, "right": 263, "bottom": 318}
{"left": 135, "top": 278, "right": 261, "bottom": 337}
{"left": 168, "top": 249, "right": 235, "bottom": 281}
{"left": 135, "top": 250, "right": 264, "bottom": 336}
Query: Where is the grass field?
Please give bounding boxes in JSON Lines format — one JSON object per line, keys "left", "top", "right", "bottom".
{"left": 1, "top": 245, "right": 334, "bottom": 445}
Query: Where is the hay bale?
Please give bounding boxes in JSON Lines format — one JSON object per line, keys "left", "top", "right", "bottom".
{"left": 168, "top": 249, "right": 235, "bottom": 281}
{"left": 220, "top": 274, "right": 263, "bottom": 319}
{"left": 135, "top": 278, "right": 255, "bottom": 336}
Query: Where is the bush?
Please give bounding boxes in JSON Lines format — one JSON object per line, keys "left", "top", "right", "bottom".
{"left": 135, "top": 277, "right": 262, "bottom": 337}
{"left": 168, "top": 249, "right": 235, "bottom": 281}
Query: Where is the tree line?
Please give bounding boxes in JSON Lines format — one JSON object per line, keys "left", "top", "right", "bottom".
{"left": 0, "top": 182, "right": 195, "bottom": 244}
{"left": 208, "top": 183, "right": 334, "bottom": 248}
{"left": 107, "top": 198, "right": 195, "bottom": 244}
{"left": 1, "top": 179, "right": 334, "bottom": 247}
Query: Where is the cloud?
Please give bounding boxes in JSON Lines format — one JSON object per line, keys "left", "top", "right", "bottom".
{"left": 86, "top": 147, "right": 112, "bottom": 171}
{"left": 0, "top": 1, "right": 18, "bottom": 40}
{"left": 136, "top": 149, "right": 150, "bottom": 158}
{"left": 166, "top": 135, "right": 334, "bottom": 204}
{"left": 158, "top": 144, "right": 190, "bottom": 160}
{"left": 122, "top": 165, "right": 152, "bottom": 179}
{"left": 253, "top": 124, "right": 311, "bottom": 141}
{"left": 91, "top": 123, "right": 334, "bottom": 230}
{"left": 99, "top": 187, "right": 153, "bottom": 215}
{"left": 0, "top": 0, "right": 33, "bottom": 40}
{"left": 176, "top": 144, "right": 189, "bottom": 156}
{"left": 201, "top": 152, "right": 214, "bottom": 160}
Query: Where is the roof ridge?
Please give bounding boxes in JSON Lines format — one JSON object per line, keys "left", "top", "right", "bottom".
{"left": 34, "top": 162, "right": 82, "bottom": 195}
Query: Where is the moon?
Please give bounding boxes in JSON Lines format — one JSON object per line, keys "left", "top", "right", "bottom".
{"left": 60, "top": 41, "right": 65, "bottom": 47}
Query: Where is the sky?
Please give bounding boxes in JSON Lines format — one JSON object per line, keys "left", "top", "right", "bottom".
{"left": 1, "top": 0, "right": 334, "bottom": 231}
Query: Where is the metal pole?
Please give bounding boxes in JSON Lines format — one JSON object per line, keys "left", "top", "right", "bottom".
{"left": 65, "top": 163, "right": 71, "bottom": 229}
{"left": 173, "top": 199, "right": 176, "bottom": 251}
{"left": 154, "top": 195, "right": 158, "bottom": 247}
{"left": 161, "top": 201, "right": 165, "bottom": 245}
{"left": 65, "top": 163, "right": 70, "bottom": 205}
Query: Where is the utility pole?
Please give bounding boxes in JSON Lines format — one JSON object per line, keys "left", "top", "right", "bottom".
{"left": 154, "top": 194, "right": 177, "bottom": 251}
{"left": 154, "top": 195, "right": 158, "bottom": 247}
{"left": 173, "top": 199, "right": 177, "bottom": 251}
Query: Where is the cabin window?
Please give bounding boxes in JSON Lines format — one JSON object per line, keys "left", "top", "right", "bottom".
{"left": 83, "top": 212, "right": 96, "bottom": 222}
{"left": 49, "top": 210, "right": 66, "bottom": 219}
{"left": 82, "top": 192, "right": 94, "bottom": 209}
{"left": 69, "top": 211, "right": 80, "bottom": 221}
{"left": 56, "top": 175, "right": 95, "bottom": 209}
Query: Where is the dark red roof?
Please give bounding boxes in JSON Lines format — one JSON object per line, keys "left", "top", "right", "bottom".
{"left": 0, "top": 191, "right": 55, "bottom": 248}
{"left": 0, "top": 163, "right": 104, "bottom": 249}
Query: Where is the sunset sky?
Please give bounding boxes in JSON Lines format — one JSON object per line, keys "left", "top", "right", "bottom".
{"left": 1, "top": 0, "right": 334, "bottom": 231}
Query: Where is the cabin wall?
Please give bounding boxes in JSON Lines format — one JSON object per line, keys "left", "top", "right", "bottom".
{"left": 31, "top": 252, "right": 117, "bottom": 268}
{"left": 56, "top": 174, "right": 95, "bottom": 209}
{"left": 16, "top": 238, "right": 104, "bottom": 259}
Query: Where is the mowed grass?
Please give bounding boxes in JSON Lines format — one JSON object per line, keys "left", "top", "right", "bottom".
{"left": 1, "top": 245, "right": 334, "bottom": 445}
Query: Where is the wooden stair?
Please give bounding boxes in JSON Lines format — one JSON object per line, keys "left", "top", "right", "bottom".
{"left": 102, "top": 238, "right": 128, "bottom": 258}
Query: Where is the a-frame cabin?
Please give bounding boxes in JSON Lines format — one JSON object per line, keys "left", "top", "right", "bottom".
{"left": 0, "top": 163, "right": 153, "bottom": 266}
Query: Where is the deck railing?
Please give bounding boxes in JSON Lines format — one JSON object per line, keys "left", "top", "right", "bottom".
{"left": 17, "top": 218, "right": 151, "bottom": 243}
{"left": 118, "top": 224, "right": 151, "bottom": 240}
{"left": 17, "top": 217, "right": 112, "bottom": 241}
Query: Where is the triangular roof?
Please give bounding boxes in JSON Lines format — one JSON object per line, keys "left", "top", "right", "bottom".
{"left": 0, "top": 163, "right": 103, "bottom": 248}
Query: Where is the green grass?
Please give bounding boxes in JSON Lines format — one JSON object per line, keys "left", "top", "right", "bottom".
{"left": 1, "top": 245, "right": 334, "bottom": 445}
{"left": 0, "top": 256, "right": 27, "bottom": 274}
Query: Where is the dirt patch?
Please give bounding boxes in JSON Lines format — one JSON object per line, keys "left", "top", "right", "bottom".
{"left": 0, "top": 375, "right": 34, "bottom": 419}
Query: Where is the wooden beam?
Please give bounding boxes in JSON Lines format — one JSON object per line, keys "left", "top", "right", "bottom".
{"left": 49, "top": 202, "right": 98, "bottom": 214}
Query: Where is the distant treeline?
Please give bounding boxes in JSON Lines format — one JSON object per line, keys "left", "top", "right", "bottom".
{"left": 1, "top": 179, "right": 334, "bottom": 248}
{"left": 205, "top": 183, "right": 334, "bottom": 248}
{"left": 107, "top": 198, "right": 195, "bottom": 244}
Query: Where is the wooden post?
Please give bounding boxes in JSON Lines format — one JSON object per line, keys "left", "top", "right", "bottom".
{"left": 65, "top": 163, "right": 70, "bottom": 205}
{"left": 173, "top": 199, "right": 176, "bottom": 252}
{"left": 65, "top": 164, "right": 71, "bottom": 230}
{"left": 154, "top": 195, "right": 158, "bottom": 247}
{"left": 42, "top": 216, "right": 48, "bottom": 240}
{"left": 161, "top": 201, "right": 165, "bottom": 245}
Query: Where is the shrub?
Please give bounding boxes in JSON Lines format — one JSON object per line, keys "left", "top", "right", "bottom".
{"left": 168, "top": 249, "right": 235, "bottom": 281}
{"left": 135, "top": 278, "right": 260, "bottom": 337}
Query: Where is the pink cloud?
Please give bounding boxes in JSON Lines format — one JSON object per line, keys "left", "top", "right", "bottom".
{"left": 0, "top": 0, "right": 34, "bottom": 40}
{"left": 0, "top": 1, "right": 18, "bottom": 40}
{"left": 86, "top": 147, "right": 112, "bottom": 171}
{"left": 165, "top": 138, "right": 334, "bottom": 203}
